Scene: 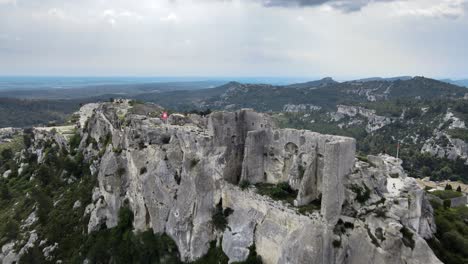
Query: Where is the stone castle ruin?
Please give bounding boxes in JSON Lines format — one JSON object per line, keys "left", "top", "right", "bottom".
{"left": 73, "top": 102, "right": 441, "bottom": 264}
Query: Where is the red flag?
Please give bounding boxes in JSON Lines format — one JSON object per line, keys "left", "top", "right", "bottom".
{"left": 161, "top": 112, "right": 168, "bottom": 121}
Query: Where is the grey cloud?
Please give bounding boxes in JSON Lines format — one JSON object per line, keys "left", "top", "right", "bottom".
{"left": 260, "top": 0, "right": 395, "bottom": 12}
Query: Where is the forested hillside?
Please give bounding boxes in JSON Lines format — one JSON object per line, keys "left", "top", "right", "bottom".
{"left": 0, "top": 98, "right": 92, "bottom": 128}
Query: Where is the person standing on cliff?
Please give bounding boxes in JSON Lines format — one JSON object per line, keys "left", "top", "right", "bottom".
{"left": 162, "top": 111, "right": 168, "bottom": 124}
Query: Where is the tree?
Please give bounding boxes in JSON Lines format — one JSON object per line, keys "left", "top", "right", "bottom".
{"left": 36, "top": 164, "right": 53, "bottom": 186}
{"left": 0, "top": 148, "right": 13, "bottom": 161}
{"left": 32, "top": 188, "right": 53, "bottom": 225}
{"left": 439, "top": 166, "right": 453, "bottom": 179}
{"left": 0, "top": 183, "right": 11, "bottom": 200}
{"left": 421, "top": 166, "right": 431, "bottom": 177}
{"left": 3, "top": 219, "right": 19, "bottom": 240}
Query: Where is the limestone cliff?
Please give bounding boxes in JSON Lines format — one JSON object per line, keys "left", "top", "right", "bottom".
{"left": 43, "top": 101, "right": 443, "bottom": 263}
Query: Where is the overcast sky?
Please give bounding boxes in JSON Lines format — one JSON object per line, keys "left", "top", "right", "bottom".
{"left": 0, "top": 0, "right": 467, "bottom": 79}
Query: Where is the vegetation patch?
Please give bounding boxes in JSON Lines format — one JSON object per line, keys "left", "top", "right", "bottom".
{"left": 297, "top": 199, "right": 321, "bottom": 215}
{"left": 211, "top": 202, "right": 233, "bottom": 231}
{"left": 431, "top": 190, "right": 463, "bottom": 200}
{"left": 427, "top": 200, "right": 468, "bottom": 264}
{"left": 239, "top": 180, "right": 250, "bottom": 190}
{"left": 255, "top": 182, "right": 297, "bottom": 204}
{"left": 333, "top": 219, "right": 346, "bottom": 236}
{"left": 447, "top": 128, "right": 468, "bottom": 142}
{"left": 190, "top": 158, "right": 200, "bottom": 168}
{"left": 374, "top": 207, "right": 387, "bottom": 218}
{"left": 357, "top": 155, "right": 369, "bottom": 163}
{"left": 0, "top": 135, "right": 24, "bottom": 155}
{"left": 80, "top": 207, "right": 182, "bottom": 264}
{"left": 332, "top": 239, "right": 341, "bottom": 248}
{"left": 191, "top": 240, "right": 229, "bottom": 264}
{"left": 350, "top": 184, "right": 371, "bottom": 204}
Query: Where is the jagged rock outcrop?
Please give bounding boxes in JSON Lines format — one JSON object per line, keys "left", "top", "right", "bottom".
{"left": 283, "top": 104, "right": 322, "bottom": 113}
{"left": 331, "top": 105, "right": 393, "bottom": 132}
{"left": 71, "top": 102, "right": 442, "bottom": 263}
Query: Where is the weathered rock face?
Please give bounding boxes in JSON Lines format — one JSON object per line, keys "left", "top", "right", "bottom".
{"left": 79, "top": 102, "right": 441, "bottom": 264}
{"left": 0, "top": 127, "right": 22, "bottom": 144}
{"left": 421, "top": 130, "right": 468, "bottom": 164}
{"left": 331, "top": 105, "right": 393, "bottom": 132}
{"left": 337, "top": 155, "right": 439, "bottom": 264}
{"left": 241, "top": 128, "right": 355, "bottom": 221}
{"left": 283, "top": 104, "right": 322, "bottom": 113}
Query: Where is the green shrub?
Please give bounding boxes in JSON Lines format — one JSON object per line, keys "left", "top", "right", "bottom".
{"left": 255, "top": 182, "right": 297, "bottom": 203}
{"left": 192, "top": 241, "right": 228, "bottom": 264}
{"left": 2, "top": 219, "right": 19, "bottom": 241}
{"left": 432, "top": 190, "right": 462, "bottom": 200}
{"left": 239, "top": 180, "right": 250, "bottom": 190}
{"left": 374, "top": 207, "right": 387, "bottom": 218}
{"left": 190, "top": 158, "right": 199, "bottom": 168}
{"left": 69, "top": 131, "right": 82, "bottom": 152}
{"left": 357, "top": 155, "right": 369, "bottom": 163}
{"left": 0, "top": 183, "right": 11, "bottom": 200}
{"left": 113, "top": 147, "right": 123, "bottom": 154}
{"left": 161, "top": 135, "right": 171, "bottom": 145}
{"left": 332, "top": 239, "right": 341, "bottom": 248}
{"left": 297, "top": 199, "right": 321, "bottom": 215}
{"left": 32, "top": 188, "right": 53, "bottom": 225}
{"left": 83, "top": 207, "right": 182, "bottom": 264}
{"left": 333, "top": 219, "right": 346, "bottom": 235}
{"left": 443, "top": 199, "right": 451, "bottom": 208}
{"left": 350, "top": 184, "right": 371, "bottom": 204}
{"left": 211, "top": 203, "right": 233, "bottom": 231}
{"left": 0, "top": 148, "right": 13, "bottom": 161}
{"left": 19, "top": 246, "right": 46, "bottom": 263}
{"left": 101, "top": 132, "right": 112, "bottom": 147}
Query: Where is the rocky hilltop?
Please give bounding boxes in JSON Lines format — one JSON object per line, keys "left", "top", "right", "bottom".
{"left": 1, "top": 100, "right": 442, "bottom": 263}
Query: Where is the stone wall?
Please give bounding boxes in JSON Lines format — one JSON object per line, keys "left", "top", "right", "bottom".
{"left": 450, "top": 195, "right": 467, "bottom": 207}
{"left": 241, "top": 128, "right": 356, "bottom": 221}
{"left": 221, "top": 184, "right": 326, "bottom": 264}
{"left": 208, "top": 109, "right": 275, "bottom": 183}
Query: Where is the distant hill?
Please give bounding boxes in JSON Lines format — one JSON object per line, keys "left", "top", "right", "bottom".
{"left": 1, "top": 76, "right": 466, "bottom": 127}
{"left": 440, "top": 78, "right": 468, "bottom": 88}
{"left": 137, "top": 76, "right": 467, "bottom": 112}
{"left": 0, "top": 80, "right": 227, "bottom": 99}
{"left": 354, "top": 76, "right": 413, "bottom": 82}
{"left": 284, "top": 77, "right": 338, "bottom": 89}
